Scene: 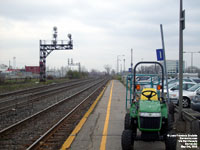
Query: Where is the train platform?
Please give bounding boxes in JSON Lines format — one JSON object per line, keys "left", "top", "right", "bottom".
{"left": 61, "top": 80, "right": 180, "bottom": 150}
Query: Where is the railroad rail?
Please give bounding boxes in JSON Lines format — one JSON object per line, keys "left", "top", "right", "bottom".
{"left": 0, "top": 77, "right": 109, "bottom": 150}
{"left": 0, "top": 78, "right": 98, "bottom": 131}
{"left": 0, "top": 78, "right": 94, "bottom": 114}
{"left": 0, "top": 78, "right": 87, "bottom": 99}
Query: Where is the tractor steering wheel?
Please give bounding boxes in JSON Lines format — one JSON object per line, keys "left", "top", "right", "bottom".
{"left": 141, "top": 90, "right": 157, "bottom": 100}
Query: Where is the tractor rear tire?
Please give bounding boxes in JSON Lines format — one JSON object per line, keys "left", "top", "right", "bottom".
{"left": 167, "top": 114, "right": 174, "bottom": 131}
{"left": 165, "top": 130, "right": 177, "bottom": 150}
{"left": 168, "top": 102, "right": 175, "bottom": 121}
{"left": 124, "top": 113, "right": 131, "bottom": 129}
{"left": 121, "top": 130, "right": 134, "bottom": 150}
{"left": 168, "top": 102, "right": 174, "bottom": 114}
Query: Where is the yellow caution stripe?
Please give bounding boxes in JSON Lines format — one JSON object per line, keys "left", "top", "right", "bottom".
{"left": 60, "top": 81, "right": 109, "bottom": 150}
{"left": 100, "top": 80, "right": 114, "bottom": 150}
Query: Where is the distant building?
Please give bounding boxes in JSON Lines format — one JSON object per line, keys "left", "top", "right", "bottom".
{"left": 161, "top": 60, "right": 185, "bottom": 75}
{"left": 25, "top": 66, "right": 40, "bottom": 74}
{"left": 7, "top": 68, "right": 23, "bottom": 72}
{"left": 0, "top": 64, "right": 8, "bottom": 73}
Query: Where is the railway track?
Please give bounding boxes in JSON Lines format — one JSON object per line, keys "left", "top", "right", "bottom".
{"left": 0, "top": 78, "right": 88, "bottom": 99}
{"left": 0, "top": 78, "right": 94, "bottom": 114}
{"left": 0, "top": 78, "right": 100, "bottom": 131}
{"left": 0, "top": 77, "right": 109, "bottom": 150}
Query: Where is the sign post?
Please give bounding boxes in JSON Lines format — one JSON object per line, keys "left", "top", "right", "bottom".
{"left": 159, "top": 25, "right": 170, "bottom": 103}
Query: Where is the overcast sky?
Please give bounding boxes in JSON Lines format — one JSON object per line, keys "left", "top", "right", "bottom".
{"left": 0, "top": 0, "right": 199, "bottom": 72}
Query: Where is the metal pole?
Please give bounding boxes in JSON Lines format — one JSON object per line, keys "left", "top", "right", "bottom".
{"left": 117, "top": 55, "right": 124, "bottom": 74}
{"left": 131, "top": 49, "right": 133, "bottom": 73}
{"left": 160, "top": 24, "right": 169, "bottom": 103}
{"left": 191, "top": 52, "right": 193, "bottom": 68}
{"left": 191, "top": 52, "right": 193, "bottom": 72}
{"left": 39, "top": 40, "right": 45, "bottom": 82}
{"left": 117, "top": 56, "right": 119, "bottom": 74}
{"left": 120, "top": 63, "right": 122, "bottom": 74}
{"left": 179, "top": 0, "right": 184, "bottom": 120}
{"left": 131, "top": 49, "right": 133, "bottom": 105}
{"left": 123, "top": 58, "right": 125, "bottom": 73}
{"left": 79, "top": 63, "right": 81, "bottom": 72}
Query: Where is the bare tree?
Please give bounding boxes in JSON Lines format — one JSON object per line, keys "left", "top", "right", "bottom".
{"left": 137, "top": 65, "right": 161, "bottom": 74}
{"left": 104, "top": 64, "right": 112, "bottom": 75}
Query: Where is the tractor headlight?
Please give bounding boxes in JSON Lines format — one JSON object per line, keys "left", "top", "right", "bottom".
{"left": 139, "top": 112, "right": 161, "bottom": 117}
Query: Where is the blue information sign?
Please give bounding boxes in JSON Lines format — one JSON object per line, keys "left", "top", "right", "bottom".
{"left": 156, "top": 49, "right": 164, "bottom": 61}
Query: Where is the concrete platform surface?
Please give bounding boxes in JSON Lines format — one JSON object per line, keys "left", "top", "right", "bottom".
{"left": 68, "top": 80, "right": 181, "bottom": 150}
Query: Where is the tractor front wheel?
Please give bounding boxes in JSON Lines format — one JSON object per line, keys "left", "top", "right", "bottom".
{"left": 121, "top": 130, "right": 134, "bottom": 150}
{"left": 124, "top": 113, "right": 131, "bottom": 129}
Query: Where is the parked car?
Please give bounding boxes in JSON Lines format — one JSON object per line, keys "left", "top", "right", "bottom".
{"left": 136, "top": 76, "right": 150, "bottom": 82}
{"left": 165, "top": 78, "right": 196, "bottom": 88}
{"left": 164, "top": 82, "right": 196, "bottom": 94}
{"left": 191, "top": 90, "right": 200, "bottom": 112}
{"left": 169, "top": 83, "right": 200, "bottom": 108}
{"left": 190, "top": 78, "right": 200, "bottom": 84}
{"left": 167, "top": 79, "right": 179, "bottom": 87}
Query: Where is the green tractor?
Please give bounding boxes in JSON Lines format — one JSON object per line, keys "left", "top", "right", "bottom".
{"left": 122, "top": 61, "right": 177, "bottom": 150}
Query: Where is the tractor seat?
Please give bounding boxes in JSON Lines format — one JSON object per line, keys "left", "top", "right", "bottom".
{"left": 140, "top": 88, "right": 158, "bottom": 101}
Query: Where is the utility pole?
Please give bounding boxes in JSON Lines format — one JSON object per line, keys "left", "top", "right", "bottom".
{"left": 39, "top": 27, "right": 73, "bottom": 82}
{"left": 120, "top": 64, "right": 122, "bottom": 74}
{"left": 117, "top": 56, "right": 119, "bottom": 74}
{"left": 160, "top": 24, "right": 169, "bottom": 103}
{"left": 179, "top": 0, "right": 185, "bottom": 120}
{"left": 131, "top": 49, "right": 133, "bottom": 73}
{"left": 13, "top": 57, "right": 16, "bottom": 69}
{"left": 117, "top": 55, "right": 124, "bottom": 74}
{"left": 123, "top": 58, "right": 125, "bottom": 73}
{"left": 9, "top": 60, "right": 11, "bottom": 69}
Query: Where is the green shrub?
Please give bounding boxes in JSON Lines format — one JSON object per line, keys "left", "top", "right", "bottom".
{"left": 66, "top": 70, "right": 88, "bottom": 79}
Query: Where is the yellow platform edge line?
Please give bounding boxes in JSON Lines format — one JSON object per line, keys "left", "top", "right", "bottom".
{"left": 60, "top": 81, "right": 110, "bottom": 150}
{"left": 100, "top": 80, "right": 114, "bottom": 150}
